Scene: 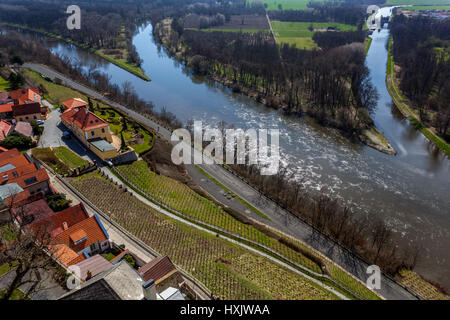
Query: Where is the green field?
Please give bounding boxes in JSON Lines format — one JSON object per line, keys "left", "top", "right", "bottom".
{"left": 0, "top": 76, "right": 10, "bottom": 91}
{"left": 388, "top": 0, "right": 450, "bottom": 5}
{"left": 399, "top": 5, "right": 450, "bottom": 10}
{"left": 259, "top": 0, "right": 322, "bottom": 10}
{"left": 53, "top": 146, "right": 89, "bottom": 169}
{"left": 271, "top": 21, "right": 357, "bottom": 50}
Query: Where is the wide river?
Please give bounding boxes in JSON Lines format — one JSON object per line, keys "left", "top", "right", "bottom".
{"left": 32, "top": 9, "right": 449, "bottom": 286}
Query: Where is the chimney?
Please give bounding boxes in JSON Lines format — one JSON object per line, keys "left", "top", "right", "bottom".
{"left": 62, "top": 221, "right": 68, "bottom": 230}
{"left": 142, "top": 279, "right": 156, "bottom": 300}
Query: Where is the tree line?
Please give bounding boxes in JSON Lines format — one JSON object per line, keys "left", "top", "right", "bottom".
{"left": 158, "top": 24, "right": 377, "bottom": 136}
{"left": 391, "top": 14, "right": 450, "bottom": 142}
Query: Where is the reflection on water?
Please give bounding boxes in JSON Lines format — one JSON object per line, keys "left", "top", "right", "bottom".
{"left": 16, "top": 20, "right": 450, "bottom": 286}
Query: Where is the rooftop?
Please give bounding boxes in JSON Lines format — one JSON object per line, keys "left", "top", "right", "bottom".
{"left": 89, "top": 138, "right": 116, "bottom": 152}
{"left": 14, "top": 121, "right": 32, "bottom": 137}
{"left": 61, "top": 106, "right": 109, "bottom": 132}
{"left": 9, "top": 88, "right": 40, "bottom": 105}
{"left": 61, "top": 98, "right": 88, "bottom": 109}
{"left": 138, "top": 256, "right": 178, "bottom": 284}
{"left": 74, "top": 254, "right": 113, "bottom": 281}
{"left": 12, "top": 102, "right": 42, "bottom": 117}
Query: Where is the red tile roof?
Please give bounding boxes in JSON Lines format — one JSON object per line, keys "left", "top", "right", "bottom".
{"left": 29, "top": 203, "right": 90, "bottom": 238}
{"left": 12, "top": 102, "right": 41, "bottom": 117}
{"left": 9, "top": 88, "right": 41, "bottom": 105}
{"left": 6, "top": 168, "right": 50, "bottom": 189}
{"left": 0, "top": 120, "right": 12, "bottom": 140}
{"left": 50, "top": 244, "right": 84, "bottom": 266}
{"left": 0, "top": 103, "right": 13, "bottom": 114}
{"left": 61, "top": 106, "right": 109, "bottom": 132}
{"left": 61, "top": 98, "right": 88, "bottom": 109}
{"left": 0, "top": 147, "right": 8, "bottom": 153}
{"left": 54, "top": 216, "right": 108, "bottom": 254}
{"left": 138, "top": 256, "right": 178, "bottom": 283}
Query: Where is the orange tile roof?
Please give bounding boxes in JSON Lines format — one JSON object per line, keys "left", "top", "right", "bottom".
{"left": 61, "top": 106, "right": 109, "bottom": 132}
{"left": 9, "top": 88, "right": 41, "bottom": 105}
{"left": 0, "top": 103, "right": 13, "bottom": 114}
{"left": 70, "top": 229, "right": 88, "bottom": 243}
{"left": 61, "top": 98, "right": 88, "bottom": 109}
{"left": 0, "top": 147, "right": 8, "bottom": 153}
{"left": 54, "top": 216, "right": 108, "bottom": 254}
{"left": 50, "top": 244, "right": 83, "bottom": 266}
{"left": 0, "top": 120, "right": 12, "bottom": 140}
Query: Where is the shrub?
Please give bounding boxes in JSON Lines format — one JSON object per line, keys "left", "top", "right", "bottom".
{"left": 0, "top": 132, "right": 33, "bottom": 150}
{"left": 46, "top": 193, "right": 72, "bottom": 212}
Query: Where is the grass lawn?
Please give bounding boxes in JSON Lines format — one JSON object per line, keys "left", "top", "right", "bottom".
{"left": 271, "top": 21, "right": 356, "bottom": 50}
{"left": 0, "top": 261, "right": 18, "bottom": 277}
{"left": 53, "top": 146, "right": 89, "bottom": 169}
{"left": 0, "top": 289, "right": 30, "bottom": 300}
{"left": 101, "top": 253, "right": 116, "bottom": 261}
{"left": 0, "top": 75, "right": 10, "bottom": 91}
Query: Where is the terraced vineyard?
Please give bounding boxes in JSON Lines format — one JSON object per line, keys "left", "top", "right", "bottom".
{"left": 70, "top": 173, "right": 340, "bottom": 300}
{"left": 116, "top": 161, "right": 321, "bottom": 273}
{"left": 398, "top": 269, "right": 450, "bottom": 300}
{"left": 115, "top": 161, "right": 381, "bottom": 300}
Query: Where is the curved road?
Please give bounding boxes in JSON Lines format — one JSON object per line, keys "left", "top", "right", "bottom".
{"left": 22, "top": 63, "right": 417, "bottom": 300}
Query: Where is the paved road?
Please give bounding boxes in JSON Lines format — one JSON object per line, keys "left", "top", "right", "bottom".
{"left": 24, "top": 63, "right": 417, "bottom": 300}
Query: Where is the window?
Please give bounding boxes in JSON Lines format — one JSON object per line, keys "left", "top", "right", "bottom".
{"left": 19, "top": 118, "right": 23, "bottom": 121}
{"left": 33, "top": 115, "right": 37, "bottom": 119}
{"left": 91, "top": 131, "right": 95, "bottom": 136}
{"left": 25, "top": 116, "right": 29, "bottom": 120}
{"left": 24, "top": 177, "right": 38, "bottom": 185}
{"left": 89, "top": 242, "right": 99, "bottom": 253}
{"left": 101, "top": 128, "right": 105, "bottom": 133}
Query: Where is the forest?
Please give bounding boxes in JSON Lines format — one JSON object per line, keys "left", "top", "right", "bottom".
{"left": 390, "top": 14, "right": 450, "bottom": 142}
{"left": 157, "top": 19, "right": 377, "bottom": 136}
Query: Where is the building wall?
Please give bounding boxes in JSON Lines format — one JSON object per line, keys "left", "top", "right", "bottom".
{"left": 26, "top": 181, "right": 51, "bottom": 196}
{"left": 15, "top": 112, "right": 44, "bottom": 123}
{"left": 85, "top": 126, "right": 112, "bottom": 143}
{"left": 87, "top": 143, "right": 117, "bottom": 161}
{"left": 155, "top": 271, "right": 180, "bottom": 293}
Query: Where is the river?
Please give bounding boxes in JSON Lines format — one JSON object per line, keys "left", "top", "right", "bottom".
{"left": 19, "top": 8, "right": 450, "bottom": 287}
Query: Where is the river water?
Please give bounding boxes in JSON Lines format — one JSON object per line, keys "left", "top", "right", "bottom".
{"left": 24, "top": 9, "right": 450, "bottom": 286}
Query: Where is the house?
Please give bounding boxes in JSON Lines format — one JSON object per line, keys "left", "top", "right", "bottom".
{"left": 138, "top": 255, "right": 180, "bottom": 292}
{"left": 0, "top": 120, "right": 12, "bottom": 140}
{"left": 60, "top": 106, "right": 118, "bottom": 160}
{"left": 52, "top": 214, "right": 110, "bottom": 265}
{"left": 13, "top": 121, "right": 32, "bottom": 137}
{"left": 0, "top": 148, "right": 51, "bottom": 196}
{"left": 9, "top": 88, "right": 41, "bottom": 105}
{"left": 29, "top": 203, "right": 90, "bottom": 238}
{"left": 61, "top": 98, "right": 88, "bottom": 111}
{"left": 60, "top": 260, "right": 156, "bottom": 300}
{"left": 12, "top": 102, "right": 47, "bottom": 122}
{"left": 0, "top": 103, "right": 13, "bottom": 119}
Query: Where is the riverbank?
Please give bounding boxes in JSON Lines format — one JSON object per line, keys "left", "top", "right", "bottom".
{"left": 5, "top": 24, "right": 151, "bottom": 82}
{"left": 155, "top": 19, "right": 396, "bottom": 155}
{"left": 386, "top": 37, "right": 450, "bottom": 156}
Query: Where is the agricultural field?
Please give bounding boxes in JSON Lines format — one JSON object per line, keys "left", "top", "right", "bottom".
{"left": 257, "top": 0, "right": 323, "bottom": 10}
{"left": 70, "top": 172, "right": 340, "bottom": 300}
{"left": 398, "top": 269, "right": 450, "bottom": 300}
{"left": 387, "top": 0, "right": 450, "bottom": 5}
{"left": 271, "top": 21, "right": 356, "bottom": 49}
{"left": 399, "top": 5, "right": 450, "bottom": 10}
{"left": 184, "top": 14, "right": 269, "bottom": 32}
{"left": 115, "top": 161, "right": 381, "bottom": 300}
{"left": 116, "top": 161, "right": 322, "bottom": 274}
